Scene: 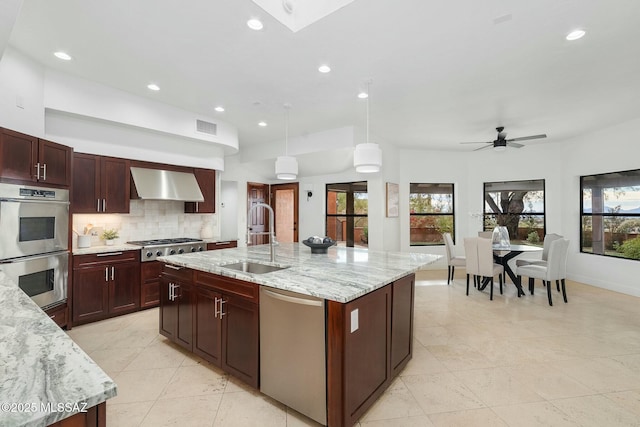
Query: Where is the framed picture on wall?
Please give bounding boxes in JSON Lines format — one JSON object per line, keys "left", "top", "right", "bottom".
{"left": 386, "top": 182, "right": 399, "bottom": 217}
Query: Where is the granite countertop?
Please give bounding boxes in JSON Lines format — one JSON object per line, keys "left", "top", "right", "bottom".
{"left": 158, "top": 243, "right": 440, "bottom": 303}
{"left": 71, "top": 238, "right": 237, "bottom": 255}
{"left": 0, "top": 272, "right": 117, "bottom": 427}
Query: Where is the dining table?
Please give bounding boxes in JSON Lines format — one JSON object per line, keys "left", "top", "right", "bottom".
{"left": 492, "top": 244, "right": 543, "bottom": 297}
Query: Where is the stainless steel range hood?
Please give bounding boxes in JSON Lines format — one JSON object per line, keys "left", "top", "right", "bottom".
{"left": 130, "top": 167, "right": 204, "bottom": 202}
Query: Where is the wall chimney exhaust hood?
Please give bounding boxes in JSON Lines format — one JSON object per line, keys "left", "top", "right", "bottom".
{"left": 130, "top": 167, "right": 204, "bottom": 202}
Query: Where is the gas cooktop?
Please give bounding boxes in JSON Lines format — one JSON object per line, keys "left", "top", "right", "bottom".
{"left": 127, "top": 238, "right": 206, "bottom": 262}
{"left": 127, "top": 237, "right": 203, "bottom": 246}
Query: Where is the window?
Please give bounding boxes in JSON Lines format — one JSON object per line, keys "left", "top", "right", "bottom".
{"left": 326, "top": 182, "right": 368, "bottom": 247}
{"left": 483, "top": 180, "right": 545, "bottom": 244}
{"left": 581, "top": 169, "right": 640, "bottom": 260}
{"left": 409, "top": 183, "right": 454, "bottom": 246}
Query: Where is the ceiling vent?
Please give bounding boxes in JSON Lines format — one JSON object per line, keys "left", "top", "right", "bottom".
{"left": 196, "top": 119, "right": 217, "bottom": 135}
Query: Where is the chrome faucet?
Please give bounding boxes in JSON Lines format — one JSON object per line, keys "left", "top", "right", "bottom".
{"left": 247, "top": 202, "right": 277, "bottom": 262}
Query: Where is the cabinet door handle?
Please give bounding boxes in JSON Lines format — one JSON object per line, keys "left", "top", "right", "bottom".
{"left": 49, "top": 314, "right": 56, "bottom": 319}
{"left": 219, "top": 299, "right": 227, "bottom": 318}
{"left": 168, "top": 283, "right": 174, "bottom": 301}
{"left": 103, "top": 198, "right": 106, "bottom": 212}
{"left": 165, "top": 264, "right": 182, "bottom": 271}
{"left": 42, "top": 163, "right": 47, "bottom": 181}
{"left": 105, "top": 267, "right": 109, "bottom": 282}
{"left": 35, "top": 163, "right": 41, "bottom": 180}
{"left": 111, "top": 266, "right": 115, "bottom": 281}
{"left": 97, "top": 252, "right": 123, "bottom": 257}
{"left": 214, "top": 297, "right": 220, "bottom": 319}
{"left": 97, "top": 199, "right": 100, "bottom": 212}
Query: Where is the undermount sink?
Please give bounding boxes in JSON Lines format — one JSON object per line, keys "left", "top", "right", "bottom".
{"left": 220, "top": 261, "right": 289, "bottom": 275}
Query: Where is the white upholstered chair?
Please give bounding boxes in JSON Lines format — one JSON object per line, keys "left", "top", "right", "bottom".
{"left": 478, "top": 231, "right": 493, "bottom": 238}
{"left": 516, "top": 238, "right": 570, "bottom": 306}
{"left": 443, "top": 233, "right": 466, "bottom": 285}
{"left": 515, "top": 233, "right": 563, "bottom": 268}
{"left": 464, "top": 237, "right": 504, "bottom": 300}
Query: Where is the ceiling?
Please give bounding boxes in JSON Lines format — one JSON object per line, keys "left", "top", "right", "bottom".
{"left": 6, "top": 0, "right": 640, "bottom": 153}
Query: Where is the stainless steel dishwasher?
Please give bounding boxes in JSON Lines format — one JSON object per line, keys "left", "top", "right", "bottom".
{"left": 260, "top": 286, "right": 326, "bottom": 425}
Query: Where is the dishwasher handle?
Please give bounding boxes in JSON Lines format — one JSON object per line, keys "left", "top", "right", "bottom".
{"left": 262, "top": 288, "right": 323, "bottom": 307}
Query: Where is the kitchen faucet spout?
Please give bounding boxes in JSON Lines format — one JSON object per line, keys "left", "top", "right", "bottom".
{"left": 247, "top": 202, "right": 277, "bottom": 262}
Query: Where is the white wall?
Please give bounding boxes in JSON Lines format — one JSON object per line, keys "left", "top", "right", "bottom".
{"left": 559, "top": 117, "right": 640, "bottom": 296}
{"left": 0, "top": 48, "right": 45, "bottom": 136}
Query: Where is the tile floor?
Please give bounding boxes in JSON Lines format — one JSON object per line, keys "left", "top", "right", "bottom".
{"left": 67, "top": 270, "right": 640, "bottom": 426}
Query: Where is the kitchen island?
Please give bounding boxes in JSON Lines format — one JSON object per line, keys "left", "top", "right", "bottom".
{"left": 158, "top": 243, "right": 439, "bottom": 427}
{"left": 0, "top": 272, "right": 117, "bottom": 427}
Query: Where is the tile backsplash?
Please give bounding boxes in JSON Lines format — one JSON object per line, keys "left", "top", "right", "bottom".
{"left": 72, "top": 200, "right": 217, "bottom": 248}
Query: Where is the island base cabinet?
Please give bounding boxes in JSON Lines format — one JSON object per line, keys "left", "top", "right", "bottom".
{"left": 327, "top": 274, "right": 415, "bottom": 427}
{"left": 47, "top": 402, "right": 106, "bottom": 427}
{"left": 194, "top": 287, "right": 222, "bottom": 364}
{"left": 159, "top": 272, "right": 194, "bottom": 351}
{"left": 221, "top": 293, "right": 259, "bottom": 387}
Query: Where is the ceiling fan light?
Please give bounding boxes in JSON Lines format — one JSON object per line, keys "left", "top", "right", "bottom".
{"left": 354, "top": 143, "right": 382, "bottom": 173}
{"left": 493, "top": 145, "right": 507, "bottom": 152}
{"left": 275, "top": 155, "right": 298, "bottom": 180}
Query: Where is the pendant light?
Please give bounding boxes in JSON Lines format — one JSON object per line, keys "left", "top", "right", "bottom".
{"left": 275, "top": 104, "right": 298, "bottom": 180}
{"left": 354, "top": 81, "right": 382, "bottom": 173}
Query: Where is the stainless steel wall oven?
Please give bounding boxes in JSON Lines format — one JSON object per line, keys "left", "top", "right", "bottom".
{"left": 0, "top": 183, "right": 69, "bottom": 309}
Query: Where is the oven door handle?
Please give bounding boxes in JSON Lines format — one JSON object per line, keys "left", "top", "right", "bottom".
{"left": 0, "top": 251, "right": 69, "bottom": 264}
{"left": 0, "top": 198, "right": 70, "bottom": 206}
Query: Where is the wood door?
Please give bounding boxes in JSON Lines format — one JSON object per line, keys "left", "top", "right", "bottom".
{"left": 159, "top": 276, "right": 178, "bottom": 339}
{"left": 101, "top": 156, "right": 130, "bottom": 213}
{"left": 73, "top": 267, "right": 110, "bottom": 324}
{"left": 38, "top": 139, "right": 72, "bottom": 187}
{"left": 186, "top": 168, "right": 215, "bottom": 213}
{"left": 221, "top": 293, "right": 259, "bottom": 388}
{"left": 194, "top": 286, "right": 223, "bottom": 366}
{"left": 109, "top": 262, "right": 140, "bottom": 315}
{"left": 175, "top": 281, "right": 194, "bottom": 351}
{"left": 0, "top": 128, "right": 38, "bottom": 183}
{"left": 272, "top": 182, "right": 299, "bottom": 243}
{"left": 72, "top": 153, "right": 100, "bottom": 213}
{"left": 247, "top": 182, "right": 270, "bottom": 245}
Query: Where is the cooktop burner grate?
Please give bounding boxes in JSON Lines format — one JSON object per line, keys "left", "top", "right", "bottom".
{"left": 127, "top": 237, "right": 203, "bottom": 246}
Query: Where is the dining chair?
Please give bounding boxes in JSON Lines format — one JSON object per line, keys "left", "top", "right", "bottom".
{"left": 463, "top": 238, "right": 479, "bottom": 296}
{"left": 515, "top": 233, "right": 563, "bottom": 268}
{"left": 516, "top": 238, "right": 570, "bottom": 306}
{"left": 443, "top": 233, "right": 466, "bottom": 285}
{"left": 477, "top": 237, "right": 504, "bottom": 300}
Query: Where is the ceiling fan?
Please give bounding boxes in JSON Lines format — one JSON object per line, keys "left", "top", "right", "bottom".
{"left": 461, "top": 126, "right": 547, "bottom": 151}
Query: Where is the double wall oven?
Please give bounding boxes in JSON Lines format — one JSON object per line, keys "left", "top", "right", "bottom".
{"left": 0, "top": 183, "right": 69, "bottom": 309}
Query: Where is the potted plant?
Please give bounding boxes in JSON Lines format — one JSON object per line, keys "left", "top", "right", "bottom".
{"left": 101, "top": 229, "right": 119, "bottom": 246}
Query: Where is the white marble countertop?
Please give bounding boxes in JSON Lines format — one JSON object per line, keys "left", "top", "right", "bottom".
{"left": 0, "top": 272, "right": 117, "bottom": 427}
{"left": 158, "top": 243, "right": 440, "bottom": 303}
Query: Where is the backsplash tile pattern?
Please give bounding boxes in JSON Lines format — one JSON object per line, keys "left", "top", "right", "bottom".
{"left": 72, "top": 200, "right": 217, "bottom": 248}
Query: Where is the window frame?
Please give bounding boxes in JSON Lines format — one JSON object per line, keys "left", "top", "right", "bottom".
{"left": 580, "top": 168, "right": 640, "bottom": 261}
{"left": 409, "top": 182, "right": 455, "bottom": 246}
{"left": 325, "top": 181, "right": 368, "bottom": 248}
{"left": 482, "top": 179, "right": 546, "bottom": 244}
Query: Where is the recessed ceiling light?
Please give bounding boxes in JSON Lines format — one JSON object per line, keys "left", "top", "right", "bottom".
{"left": 258, "top": 121, "right": 267, "bottom": 127}
{"left": 214, "top": 106, "right": 225, "bottom": 112}
{"left": 566, "top": 29, "right": 586, "bottom": 41}
{"left": 318, "top": 65, "right": 331, "bottom": 73}
{"left": 54, "top": 51, "right": 72, "bottom": 61}
{"left": 147, "top": 83, "right": 160, "bottom": 91}
{"left": 247, "top": 18, "right": 264, "bottom": 31}
{"left": 357, "top": 92, "right": 368, "bottom": 99}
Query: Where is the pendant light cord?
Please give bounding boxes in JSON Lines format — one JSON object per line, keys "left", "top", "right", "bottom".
{"left": 285, "top": 104, "right": 290, "bottom": 155}
{"left": 366, "top": 82, "right": 370, "bottom": 144}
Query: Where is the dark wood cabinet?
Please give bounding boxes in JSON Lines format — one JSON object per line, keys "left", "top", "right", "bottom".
{"left": 44, "top": 303, "right": 68, "bottom": 329}
{"left": 0, "top": 128, "right": 71, "bottom": 187}
{"left": 206, "top": 240, "right": 238, "bottom": 251}
{"left": 47, "top": 402, "right": 105, "bottom": 427}
{"left": 194, "top": 271, "right": 259, "bottom": 387}
{"left": 160, "top": 265, "right": 195, "bottom": 351}
{"left": 327, "top": 274, "right": 415, "bottom": 427}
{"left": 140, "top": 261, "right": 162, "bottom": 308}
{"left": 160, "top": 265, "right": 259, "bottom": 387}
{"left": 185, "top": 168, "right": 215, "bottom": 213}
{"left": 72, "top": 251, "right": 140, "bottom": 325}
{"left": 72, "top": 153, "right": 130, "bottom": 213}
